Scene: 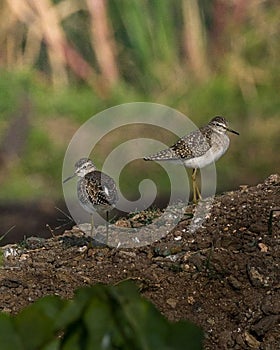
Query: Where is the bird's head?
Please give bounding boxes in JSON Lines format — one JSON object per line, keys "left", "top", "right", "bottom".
{"left": 74, "top": 158, "right": 96, "bottom": 177}
{"left": 209, "top": 116, "right": 239, "bottom": 135}
{"left": 63, "top": 158, "right": 97, "bottom": 183}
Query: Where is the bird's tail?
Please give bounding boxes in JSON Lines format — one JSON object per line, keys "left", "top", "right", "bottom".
{"left": 143, "top": 148, "right": 178, "bottom": 161}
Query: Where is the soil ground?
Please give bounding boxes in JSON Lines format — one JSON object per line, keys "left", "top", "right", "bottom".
{"left": 0, "top": 174, "right": 279, "bottom": 349}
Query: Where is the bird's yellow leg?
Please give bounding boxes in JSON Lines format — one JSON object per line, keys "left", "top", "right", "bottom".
{"left": 90, "top": 214, "right": 94, "bottom": 237}
{"left": 195, "top": 170, "right": 202, "bottom": 201}
{"left": 196, "top": 182, "right": 202, "bottom": 201}
{"left": 192, "top": 168, "right": 201, "bottom": 203}
{"left": 192, "top": 169, "right": 197, "bottom": 203}
{"left": 106, "top": 210, "right": 109, "bottom": 245}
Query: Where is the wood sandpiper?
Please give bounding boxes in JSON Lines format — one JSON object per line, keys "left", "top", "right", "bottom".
{"left": 144, "top": 116, "right": 239, "bottom": 203}
{"left": 63, "top": 157, "right": 118, "bottom": 242}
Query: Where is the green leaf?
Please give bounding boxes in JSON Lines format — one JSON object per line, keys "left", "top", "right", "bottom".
{"left": 110, "top": 282, "right": 169, "bottom": 349}
{"left": 83, "top": 297, "right": 118, "bottom": 349}
{"left": 0, "top": 313, "right": 23, "bottom": 350}
{"left": 55, "top": 284, "right": 105, "bottom": 330}
{"left": 42, "top": 338, "right": 60, "bottom": 350}
{"left": 60, "top": 324, "right": 87, "bottom": 350}
{"left": 14, "top": 295, "right": 64, "bottom": 350}
{"left": 168, "top": 321, "right": 203, "bottom": 350}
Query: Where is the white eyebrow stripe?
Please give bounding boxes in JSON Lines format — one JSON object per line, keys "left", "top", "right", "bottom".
{"left": 215, "top": 122, "right": 227, "bottom": 128}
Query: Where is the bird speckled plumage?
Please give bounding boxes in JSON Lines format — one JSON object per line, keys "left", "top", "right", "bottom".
{"left": 63, "top": 157, "right": 119, "bottom": 242}
{"left": 63, "top": 157, "right": 118, "bottom": 226}
{"left": 77, "top": 170, "right": 118, "bottom": 214}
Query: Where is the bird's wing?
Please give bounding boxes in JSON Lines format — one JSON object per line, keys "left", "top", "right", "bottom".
{"left": 85, "top": 171, "right": 118, "bottom": 206}
{"left": 144, "top": 128, "right": 211, "bottom": 161}
{"left": 175, "top": 127, "right": 211, "bottom": 158}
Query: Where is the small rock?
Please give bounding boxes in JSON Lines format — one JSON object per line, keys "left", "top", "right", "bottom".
{"left": 247, "top": 265, "right": 269, "bottom": 287}
{"left": 258, "top": 242, "right": 268, "bottom": 252}
{"left": 207, "top": 317, "right": 215, "bottom": 326}
{"left": 239, "top": 185, "right": 249, "bottom": 192}
{"left": 235, "top": 333, "right": 246, "bottom": 347}
{"left": 261, "top": 293, "right": 280, "bottom": 315}
{"left": 0, "top": 279, "right": 22, "bottom": 288}
{"left": 188, "top": 253, "right": 205, "bottom": 271}
{"left": 183, "top": 264, "right": 194, "bottom": 272}
{"left": 249, "top": 223, "right": 267, "bottom": 234}
{"left": 227, "top": 275, "right": 243, "bottom": 290}
{"left": 166, "top": 298, "right": 178, "bottom": 308}
{"left": 24, "top": 237, "right": 46, "bottom": 249}
{"left": 165, "top": 254, "right": 180, "bottom": 262}
{"left": 3, "top": 247, "right": 19, "bottom": 258}
{"left": 218, "top": 330, "right": 234, "bottom": 349}
{"left": 174, "top": 236, "right": 182, "bottom": 241}
{"left": 78, "top": 246, "right": 88, "bottom": 253}
{"left": 251, "top": 315, "right": 280, "bottom": 337}
{"left": 153, "top": 243, "right": 182, "bottom": 257}
{"left": 244, "top": 331, "right": 260, "bottom": 349}
{"left": 19, "top": 254, "right": 29, "bottom": 261}
{"left": 118, "top": 251, "right": 136, "bottom": 258}
{"left": 173, "top": 230, "right": 182, "bottom": 237}
{"left": 264, "top": 174, "right": 280, "bottom": 186}
{"left": 187, "top": 296, "right": 195, "bottom": 305}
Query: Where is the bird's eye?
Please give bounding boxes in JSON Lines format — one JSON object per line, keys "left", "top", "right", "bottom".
{"left": 215, "top": 122, "right": 224, "bottom": 128}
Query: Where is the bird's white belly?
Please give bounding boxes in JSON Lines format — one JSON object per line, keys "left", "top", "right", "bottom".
{"left": 184, "top": 136, "right": 230, "bottom": 169}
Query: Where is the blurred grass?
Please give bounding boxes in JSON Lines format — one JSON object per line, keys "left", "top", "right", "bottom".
{"left": 0, "top": 0, "right": 279, "bottom": 202}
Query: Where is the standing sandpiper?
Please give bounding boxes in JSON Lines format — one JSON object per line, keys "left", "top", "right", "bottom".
{"left": 144, "top": 116, "right": 239, "bottom": 203}
{"left": 63, "top": 158, "right": 118, "bottom": 243}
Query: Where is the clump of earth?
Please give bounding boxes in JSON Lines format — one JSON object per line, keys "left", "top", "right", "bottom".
{"left": 1, "top": 174, "right": 279, "bottom": 349}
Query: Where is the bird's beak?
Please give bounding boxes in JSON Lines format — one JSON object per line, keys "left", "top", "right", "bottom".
{"left": 63, "top": 173, "right": 76, "bottom": 183}
{"left": 226, "top": 127, "right": 239, "bottom": 135}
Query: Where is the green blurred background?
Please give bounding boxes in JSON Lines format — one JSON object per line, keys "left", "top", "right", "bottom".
{"left": 0, "top": 0, "right": 279, "bottom": 241}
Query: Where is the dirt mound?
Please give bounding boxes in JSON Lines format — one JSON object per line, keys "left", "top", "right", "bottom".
{"left": 1, "top": 174, "right": 279, "bottom": 349}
